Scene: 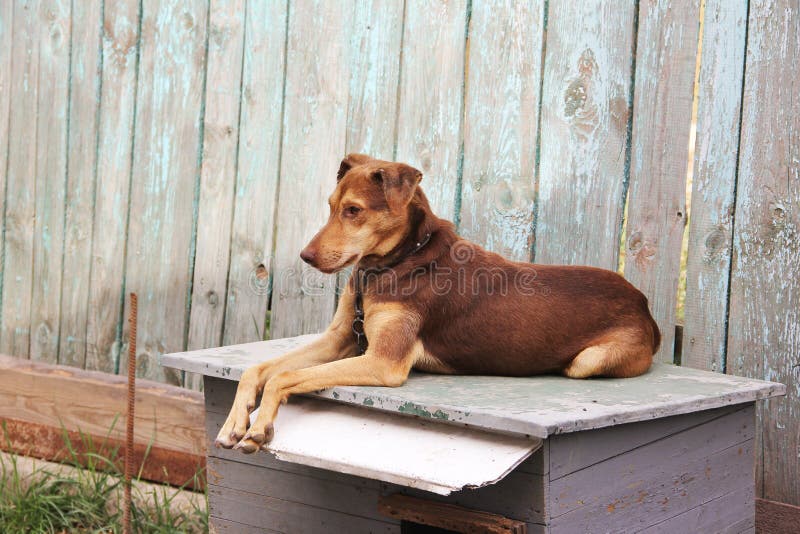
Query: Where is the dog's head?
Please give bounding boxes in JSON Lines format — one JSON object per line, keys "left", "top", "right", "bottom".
{"left": 300, "top": 154, "right": 423, "bottom": 273}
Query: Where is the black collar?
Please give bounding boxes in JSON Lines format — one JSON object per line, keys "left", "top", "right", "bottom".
{"left": 351, "top": 232, "right": 432, "bottom": 354}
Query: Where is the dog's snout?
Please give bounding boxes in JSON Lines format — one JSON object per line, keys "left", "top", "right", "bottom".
{"left": 300, "top": 247, "right": 317, "bottom": 265}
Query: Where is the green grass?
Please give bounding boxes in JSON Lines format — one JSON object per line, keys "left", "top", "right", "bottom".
{"left": 0, "top": 425, "right": 207, "bottom": 534}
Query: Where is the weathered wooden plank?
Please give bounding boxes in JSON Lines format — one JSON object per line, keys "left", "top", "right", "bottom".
{"left": 187, "top": 0, "right": 245, "bottom": 351}
{"left": 0, "top": 416, "right": 204, "bottom": 490}
{"left": 394, "top": 0, "right": 467, "bottom": 221}
{"left": 221, "top": 0, "right": 287, "bottom": 346}
{"left": 208, "top": 484, "right": 400, "bottom": 534}
{"left": 346, "top": 0, "right": 404, "bottom": 158}
{"left": 85, "top": 0, "right": 140, "bottom": 374}
{"left": 640, "top": 485, "right": 754, "bottom": 533}
{"left": 548, "top": 405, "right": 742, "bottom": 481}
{"left": 727, "top": 0, "right": 800, "bottom": 505}
{"left": 58, "top": 0, "right": 102, "bottom": 369}
{"left": 209, "top": 456, "right": 388, "bottom": 523}
{"left": 549, "top": 407, "right": 754, "bottom": 530}
{"left": 1, "top": 1, "right": 39, "bottom": 357}
{"left": 458, "top": 0, "right": 543, "bottom": 261}
{"left": 624, "top": 0, "right": 701, "bottom": 363}
{"left": 682, "top": 1, "right": 748, "bottom": 373}
{"left": 28, "top": 0, "right": 71, "bottom": 364}
{"left": 0, "top": 1, "right": 12, "bottom": 336}
{"left": 121, "top": 0, "right": 209, "bottom": 384}
{"left": 186, "top": 0, "right": 246, "bottom": 390}
{"left": 269, "top": 0, "right": 355, "bottom": 338}
{"left": 534, "top": 0, "right": 636, "bottom": 269}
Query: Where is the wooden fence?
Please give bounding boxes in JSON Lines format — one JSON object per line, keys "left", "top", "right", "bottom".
{"left": 0, "top": 0, "right": 797, "bottom": 505}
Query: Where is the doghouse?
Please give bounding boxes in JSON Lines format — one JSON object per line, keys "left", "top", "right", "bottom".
{"left": 164, "top": 336, "right": 784, "bottom": 532}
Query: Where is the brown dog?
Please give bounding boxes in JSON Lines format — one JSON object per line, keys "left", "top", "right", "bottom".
{"left": 216, "top": 154, "right": 660, "bottom": 452}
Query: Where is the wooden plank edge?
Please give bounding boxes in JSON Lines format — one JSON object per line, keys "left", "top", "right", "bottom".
{"left": 756, "top": 498, "right": 800, "bottom": 534}
{"left": 378, "top": 493, "right": 527, "bottom": 534}
{"left": 0, "top": 416, "right": 205, "bottom": 491}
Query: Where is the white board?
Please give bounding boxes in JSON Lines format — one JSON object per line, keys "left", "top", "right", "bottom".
{"left": 249, "top": 397, "right": 541, "bottom": 496}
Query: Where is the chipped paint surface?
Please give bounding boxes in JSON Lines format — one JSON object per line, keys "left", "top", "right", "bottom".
{"left": 163, "top": 336, "right": 784, "bottom": 439}
{"left": 535, "top": 0, "right": 636, "bottom": 270}
{"left": 726, "top": 0, "right": 800, "bottom": 503}
{"left": 458, "top": 0, "right": 543, "bottom": 261}
{"left": 682, "top": 0, "right": 749, "bottom": 374}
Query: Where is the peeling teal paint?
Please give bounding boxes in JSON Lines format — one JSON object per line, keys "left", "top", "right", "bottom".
{"left": 398, "top": 401, "right": 449, "bottom": 420}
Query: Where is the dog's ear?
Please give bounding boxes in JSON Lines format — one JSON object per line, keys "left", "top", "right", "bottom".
{"left": 371, "top": 164, "right": 422, "bottom": 212}
{"left": 336, "top": 153, "right": 372, "bottom": 182}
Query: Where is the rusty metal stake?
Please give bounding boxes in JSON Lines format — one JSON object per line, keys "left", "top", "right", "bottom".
{"left": 123, "top": 293, "right": 138, "bottom": 534}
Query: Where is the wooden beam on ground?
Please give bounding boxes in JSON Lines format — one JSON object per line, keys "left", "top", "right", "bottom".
{"left": 0, "top": 355, "right": 205, "bottom": 489}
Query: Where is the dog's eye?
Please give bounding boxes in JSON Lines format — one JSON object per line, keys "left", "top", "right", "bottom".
{"left": 344, "top": 206, "right": 362, "bottom": 217}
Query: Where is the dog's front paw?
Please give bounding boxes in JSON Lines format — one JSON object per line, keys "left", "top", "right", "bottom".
{"left": 238, "top": 422, "right": 275, "bottom": 449}
{"left": 215, "top": 403, "right": 253, "bottom": 449}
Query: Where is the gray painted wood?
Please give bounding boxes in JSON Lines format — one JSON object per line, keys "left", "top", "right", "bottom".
{"left": 624, "top": 0, "right": 701, "bottom": 363}
{"left": 208, "top": 484, "right": 400, "bottom": 534}
{"left": 221, "top": 0, "right": 287, "bottom": 346}
{"left": 639, "top": 485, "right": 754, "bottom": 534}
{"left": 204, "top": 377, "right": 757, "bottom": 532}
{"left": 682, "top": 0, "right": 748, "bottom": 374}
{"left": 165, "top": 344, "right": 784, "bottom": 438}
{"left": 85, "top": 0, "right": 140, "bottom": 374}
{"left": 458, "top": 0, "right": 543, "bottom": 261}
{"left": 727, "top": 0, "right": 800, "bottom": 505}
{"left": 209, "top": 456, "right": 388, "bottom": 523}
{"left": 59, "top": 0, "right": 102, "bottom": 369}
{"left": 548, "top": 404, "right": 742, "bottom": 481}
{"left": 549, "top": 406, "right": 754, "bottom": 532}
{"left": 534, "top": 0, "right": 636, "bottom": 270}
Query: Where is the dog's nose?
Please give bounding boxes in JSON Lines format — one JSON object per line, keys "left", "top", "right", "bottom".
{"left": 300, "top": 248, "right": 317, "bottom": 265}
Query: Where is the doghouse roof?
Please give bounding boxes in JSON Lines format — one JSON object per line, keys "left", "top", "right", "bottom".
{"left": 163, "top": 334, "right": 783, "bottom": 493}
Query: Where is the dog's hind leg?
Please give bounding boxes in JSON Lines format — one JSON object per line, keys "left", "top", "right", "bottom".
{"left": 562, "top": 328, "right": 654, "bottom": 379}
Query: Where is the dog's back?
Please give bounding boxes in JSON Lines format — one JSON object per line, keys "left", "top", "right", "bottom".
{"left": 364, "top": 212, "right": 660, "bottom": 377}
